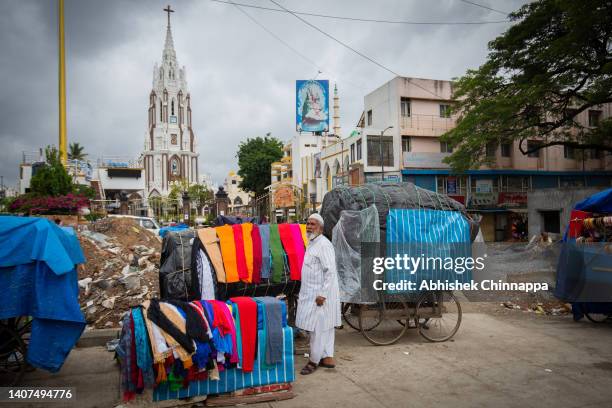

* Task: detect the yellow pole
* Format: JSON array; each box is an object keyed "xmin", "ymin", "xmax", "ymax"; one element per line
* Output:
[{"xmin": 58, "ymin": 0, "xmax": 67, "ymax": 164}]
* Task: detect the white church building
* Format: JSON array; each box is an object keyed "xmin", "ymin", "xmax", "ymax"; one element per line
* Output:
[{"xmin": 143, "ymin": 6, "xmax": 199, "ymax": 198}]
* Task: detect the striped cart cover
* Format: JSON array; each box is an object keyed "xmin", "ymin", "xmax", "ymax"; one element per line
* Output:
[
  {"xmin": 385, "ymin": 209, "xmax": 472, "ymax": 295},
  {"xmin": 153, "ymin": 326, "xmax": 294, "ymax": 401}
]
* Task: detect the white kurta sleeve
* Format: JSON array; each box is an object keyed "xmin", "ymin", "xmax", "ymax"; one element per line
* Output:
[{"xmin": 317, "ymin": 242, "xmax": 336, "ymax": 300}]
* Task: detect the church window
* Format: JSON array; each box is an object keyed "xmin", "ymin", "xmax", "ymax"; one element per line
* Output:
[
  {"xmin": 171, "ymin": 158, "xmax": 180, "ymax": 176},
  {"xmin": 159, "ymin": 99, "xmax": 163, "ymax": 122},
  {"xmin": 171, "ymin": 134, "xmax": 177, "ymax": 145},
  {"xmin": 171, "ymin": 100, "xmax": 175, "ymax": 115}
]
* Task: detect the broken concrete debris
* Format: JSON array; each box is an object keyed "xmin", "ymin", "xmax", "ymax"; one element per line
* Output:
[{"xmin": 77, "ymin": 217, "xmax": 161, "ymax": 329}]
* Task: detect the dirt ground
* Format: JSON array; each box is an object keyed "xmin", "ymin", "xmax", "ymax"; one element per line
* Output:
[{"xmin": 19, "ymin": 307, "xmax": 612, "ymax": 408}]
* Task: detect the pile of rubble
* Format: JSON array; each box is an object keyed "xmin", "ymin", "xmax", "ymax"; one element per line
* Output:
[{"xmin": 77, "ymin": 218, "xmax": 162, "ymax": 329}]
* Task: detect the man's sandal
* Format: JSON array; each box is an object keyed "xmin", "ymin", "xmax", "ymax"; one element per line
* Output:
[
  {"xmin": 319, "ymin": 359, "xmax": 336, "ymax": 368},
  {"xmin": 300, "ymin": 361, "xmax": 318, "ymax": 375}
]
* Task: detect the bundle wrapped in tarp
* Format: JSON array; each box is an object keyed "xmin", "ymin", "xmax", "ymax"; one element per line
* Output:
[
  {"xmin": 159, "ymin": 229, "xmax": 199, "ymax": 300},
  {"xmin": 0, "ymin": 217, "xmax": 85, "ymax": 372},
  {"xmin": 332, "ymin": 206, "xmax": 380, "ymax": 303},
  {"xmin": 321, "ymin": 182, "xmax": 479, "ymax": 247}
]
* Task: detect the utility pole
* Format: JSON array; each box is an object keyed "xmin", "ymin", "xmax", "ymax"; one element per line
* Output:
[
  {"xmin": 380, "ymin": 126, "xmax": 393, "ymax": 181},
  {"xmin": 58, "ymin": 0, "xmax": 67, "ymax": 164}
]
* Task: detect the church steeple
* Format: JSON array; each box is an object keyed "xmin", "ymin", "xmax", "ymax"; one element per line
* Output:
[
  {"xmin": 144, "ymin": 4, "xmax": 199, "ymax": 197},
  {"xmin": 162, "ymin": 5, "xmax": 176, "ymax": 62}
]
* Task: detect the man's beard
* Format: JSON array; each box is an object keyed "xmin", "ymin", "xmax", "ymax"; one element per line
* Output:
[{"xmin": 306, "ymin": 231, "xmax": 319, "ymax": 241}]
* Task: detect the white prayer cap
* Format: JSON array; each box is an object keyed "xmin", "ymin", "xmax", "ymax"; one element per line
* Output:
[{"xmin": 307, "ymin": 213, "xmax": 324, "ymax": 227}]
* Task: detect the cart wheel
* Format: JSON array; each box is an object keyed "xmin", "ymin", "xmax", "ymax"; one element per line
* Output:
[
  {"xmin": 359, "ymin": 301, "xmax": 409, "ymax": 346},
  {"xmin": 416, "ymin": 291, "xmax": 462, "ymax": 342},
  {"xmin": 0, "ymin": 324, "xmax": 27, "ymax": 386},
  {"xmin": 341, "ymin": 303, "xmax": 359, "ymax": 331},
  {"xmin": 584, "ymin": 313, "xmax": 610, "ymax": 323}
]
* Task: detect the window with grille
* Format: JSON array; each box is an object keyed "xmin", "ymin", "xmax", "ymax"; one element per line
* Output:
[{"xmin": 367, "ymin": 136, "xmax": 393, "ymax": 167}]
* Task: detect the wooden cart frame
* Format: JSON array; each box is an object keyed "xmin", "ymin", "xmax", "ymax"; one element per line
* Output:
[{"xmin": 342, "ymin": 291, "xmax": 462, "ymax": 345}]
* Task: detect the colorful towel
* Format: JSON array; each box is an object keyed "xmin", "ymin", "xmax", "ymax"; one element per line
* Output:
[
  {"xmin": 258, "ymin": 225, "xmax": 271, "ymax": 279},
  {"xmin": 251, "ymin": 224, "xmax": 263, "ymax": 283},
  {"xmin": 232, "ymin": 225, "xmax": 249, "ymax": 282},
  {"xmin": 278, "ymin": 224, "xmax": 299, "ymax": 281},
  {"xmin": 300, "ymin": 224, "xmax": 308, "ymax": 248},
  {"xmin": 197, "ymin": 228, "xmax": 226, "ymax": 283},
  {"xmin": 215, "ymin": 226, "xmax": 239, "ymax": 283},
  {"xmin": 268, "ymin": 224, "xmax": 285, "ymax": 283},
  {"xmin": 241, "ymin": 223, "xmax": 254, "ymax": 282},
  {"xmin": 289, "ymin": 224, "xmax": 305, "ymax": 280},
  {"xmin": 228, "ymin": 297, "xmax": 258, "ymax": 373}
]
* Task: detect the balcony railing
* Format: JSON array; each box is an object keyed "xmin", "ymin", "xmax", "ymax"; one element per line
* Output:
[{"xmin": 400, "ymin": 114, "xmax": 456, "ymax": 135}]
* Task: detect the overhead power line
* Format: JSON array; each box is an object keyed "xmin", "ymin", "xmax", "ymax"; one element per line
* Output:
[
  {"xmin": 267, "ymin": 0, "xmax": 443, "ymax": 98},
  {"xmin": 210, "ymin": 0, "xmax": 509, "ymax": 25},
  {"xmin": 227, "ymin": 0, "xmax": 369, "ymax": 91},
  {"xmin": 458, "ymin": 0, "xmax": 509, "ymax": 16}
]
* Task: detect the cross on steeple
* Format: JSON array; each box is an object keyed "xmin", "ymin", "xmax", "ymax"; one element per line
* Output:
[{"xmin": 163, "ymin": 5, "xmax": 174, "ymax": 27}]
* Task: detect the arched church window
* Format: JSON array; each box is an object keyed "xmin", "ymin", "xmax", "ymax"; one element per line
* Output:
[
  {"xmin": 171, "ymin": 100, "xmax": 175, "ymax": 116},
  {"xmin": 159, "ymin": 99, "xmax": 163, "ymax": 122},
  {"xmin": 234, "ymin": 196, "xmax": 243, "ymax": 205},
  {"xmin": 171, "ymin": 158, "xmax": 180, "ymax": 176}
]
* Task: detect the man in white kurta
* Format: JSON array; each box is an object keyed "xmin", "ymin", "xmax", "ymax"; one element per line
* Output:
[{"xmin": 296, "ymin": 214, "xmax": 341, "ymax": 375}]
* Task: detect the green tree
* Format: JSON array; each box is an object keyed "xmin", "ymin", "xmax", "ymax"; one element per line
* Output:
[
  {"xmin": 73, "ymin": 184, "xmax": 95, "ymax": 199},
  {"xmin": 68, "ymin": 142, "xmax": 87, "ymax": 161},
  {"xmin": 236, "ymin": 136, "xmax": 283, "ymax": 195},
  {"xmin": 188, "ymin": 183, "xmax": 214, "ymax": 213},
  {"xmin": 441, "ymin": 0, "xmax": 612, "ymax": 171},
  {"xmin": 29, "ymin": 146, "xmax": 73, "ymax": 196}
]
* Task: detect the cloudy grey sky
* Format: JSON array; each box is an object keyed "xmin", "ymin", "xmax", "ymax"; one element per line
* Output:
[{"xmin": 0, "ymin": 0, "xmax": 527, "ymax": 188}]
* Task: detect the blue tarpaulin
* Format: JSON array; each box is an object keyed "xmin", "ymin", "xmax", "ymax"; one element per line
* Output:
[
  {"xmin": 386, "ymin": 209, "xmax": 472, "ymax": 294},
  {"xmin": 159, "ymin": 223, "xmax": 189, "ymax": 237},
  {"xmin": 555, "ymin": 188, "xmax": 612, "ymax": 317},
  {"xmin": 573, "ymin": 187, "xmax": 612, "ymax": 213},
  {"xmin": 0, "ymin": 217, "xmax": 86, "ymax": 372}
]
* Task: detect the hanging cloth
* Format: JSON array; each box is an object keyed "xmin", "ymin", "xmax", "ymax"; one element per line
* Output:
[
  {"xmin": 197, "ymin": 228, "xmax": 226, "ymax": 283},
  {"xmin": 258, "ymin": 224, "xmax": 271, "ymax": 279},
  {"xmin": 289, "ymin": 224, "xmax": 306, "ymax": 280},
  {"xmin": 278, "ymin": 224, "xmax": 300, "ymax": 281},
  {"xmin": 131, "ymin": 307, "xmax": 155, "ymax": 388},
  {"xmin": 228, "ymin": 297, "xmax": 258, "ymax": 373},
  {"xmin": 141, "ymin": 301, "xmax": 172, "ymax": 364},
  {"xmin": 215, "ymin": 225, "xmax": 239, "ymax": 283},
  {"xmin": 231, "ymin": 224, "xmax": 249, "ymax": 282},
  {"xmin": 300, "ymin": 224, "xmax": 309, "ymax": 248},
  {"xmin": 241, "ymin": 223, "xmax": 254, "ymax": 282},
  {"xmin": 268, "ymin": 224, "xmax": 285, "ymax": 283},
  {"xmin": 251, "ymin": 224, "xmax": 263, "ymax": 283},
  {"xmin": 197, "ymin": 249, "xmax": 216, "ymax": 300},
  {"xmin": 254, "ymin": 297, "xmax": 284, "ymax": 366}
]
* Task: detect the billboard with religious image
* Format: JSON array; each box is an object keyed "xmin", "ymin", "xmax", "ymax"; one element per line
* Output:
[{"xmin": 296, "ymin": 80, "xmax": 329, "ymax": 132}]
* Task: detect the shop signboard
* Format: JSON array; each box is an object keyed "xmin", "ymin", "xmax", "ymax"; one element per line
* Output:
[
  {"xmin": 475, "ymin": 179, "xmax": 493, "ymax": 193},
  {"xmin": 498, "ymin": 192, "xmax": 528, "ymax": 207},
  {"xmin": 273, "ymin": 186, "xmax": 294, "ymax": 208}
]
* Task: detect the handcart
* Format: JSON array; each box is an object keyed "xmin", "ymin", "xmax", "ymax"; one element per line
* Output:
[
  {"xmin": 322, "ymin": 183, "xmax": 477, "ymax": 346},
  {"xmin": 0, "ymin": 317, "xmax": 32, "ymax": 386},
  {"xmin": 342, "ymin": 291, "xmax": 462, "ymax": 345}
]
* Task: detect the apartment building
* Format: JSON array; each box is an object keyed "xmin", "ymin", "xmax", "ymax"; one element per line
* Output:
[{"xmin": 360, "ymin": 76, "xmax": 612, "ymax": 240}]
